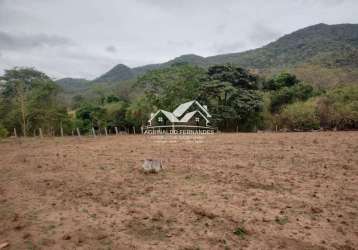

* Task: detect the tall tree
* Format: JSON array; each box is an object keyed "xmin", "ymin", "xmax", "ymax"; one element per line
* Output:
[
  {"xmin": 207, "ymin": 65, "xmax": 258, "ymax": 89},
  {"xmin": 136, "ymin": 64, "xmax": 206, "ymax": 111},
  {"xmin": 199, "ymin": 64, "xmax": 263, "ymax": 131},
  {"xmin": 0, "ymin": 68, "xmax": 70, "ymax": 136},
  {"xmin": 263, "ymin": 72, "xmax": 299, "ymax": 91}
]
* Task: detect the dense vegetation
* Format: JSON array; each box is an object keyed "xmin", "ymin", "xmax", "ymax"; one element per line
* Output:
[
  {"xmin": 0, "ymin": 68, "xmax": 73, "ymax": 137},
  {"xmin": 1, "ymin": 64, "xmax": 357, "ymax": 137}
]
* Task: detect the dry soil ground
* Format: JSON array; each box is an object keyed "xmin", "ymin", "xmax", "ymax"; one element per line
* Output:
[{"xmin": 0, "ymin": 132, "xmax": 357, "ymax": 250}]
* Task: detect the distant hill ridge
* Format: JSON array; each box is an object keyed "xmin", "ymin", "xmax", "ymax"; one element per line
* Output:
[
  {"xmin": 57, "ymin": 23, "xmax": 358, "ymax": 88},
  {"xmin": 93, "ymin": 64, "xmax": 134, "ymax": 82}
]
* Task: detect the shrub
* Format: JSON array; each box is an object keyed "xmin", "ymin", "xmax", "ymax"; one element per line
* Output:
[
  {"xmin": 279, "ymin": 100, "xmax": 320, "ymax": 131},
  {"xmin": 0, "ymin": 124, "xmax": 8, "ymax": 138},
  {"xmin": 316, "ymin": 85, "xmax": 358, "ymax": 129},
  {"xmin": 259, "ymin": 92, "xmax": 275, "ymax": 130},
  {"xmin": 270, "ymin": 83, "xmax": 316, "ymax": 112}
]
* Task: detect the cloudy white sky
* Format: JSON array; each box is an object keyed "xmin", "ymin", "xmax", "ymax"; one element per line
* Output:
[{"xmin": 0, "ymin": 0, "xmax": 357, "ymax": 79}]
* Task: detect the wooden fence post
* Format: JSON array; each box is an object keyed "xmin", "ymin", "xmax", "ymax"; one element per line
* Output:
[
  {"xmin": 76, "ymin": 128, "xmax": 81, "ymax": 137},
  {"xmin": 115, "ymin": 127, "xmax": 118, "ymax": 135},
  {"xmin": 60, "ymin": 126, "xmax": 64, "ymax": 137},
  {"xmin": 14, "ymin": 128, "xmax": 17, "ymax": 138},
  {"xmin": 92, "ymin": 127, "xmax": 96, "ymax": 138},
  {"xmin": 133, "ymin": 126, "xmax": 136, "ymax": 134},
  {"xmin": 104, "ymin": 127, "xmax": 108, "ymax": 136},
  {"xmin": 39, "ymin": 128, "xmax": 43, "ymax": 138}
]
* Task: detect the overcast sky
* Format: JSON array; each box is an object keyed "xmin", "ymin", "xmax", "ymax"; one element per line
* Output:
[{"xmin": 0, "ymin": 0, "xmax": 357, "ymax": 79}]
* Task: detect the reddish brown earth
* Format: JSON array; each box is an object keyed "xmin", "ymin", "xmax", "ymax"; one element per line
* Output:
[{"xmin": 0, "ymin": 132, "xmax": 357, "ymax": 250}]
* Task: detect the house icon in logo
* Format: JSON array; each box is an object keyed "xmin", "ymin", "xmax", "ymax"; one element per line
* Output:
[{"xmin": 146, "ymin": 100, "xmax": 214, "ymax": 132}]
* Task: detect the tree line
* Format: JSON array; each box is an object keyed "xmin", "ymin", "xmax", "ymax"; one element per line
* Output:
[{"xmin": 0, "ymin": 64, "xmax": 357, "ymax": 138}]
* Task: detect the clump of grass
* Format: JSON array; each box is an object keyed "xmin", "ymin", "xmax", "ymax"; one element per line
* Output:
[
  {"xmin": 233, "ymin": 227, "xmax": 247, "ymax": 239},
  {"xmin": 275, "ymin": 216, "xmax": 289, "ymax": 225}
]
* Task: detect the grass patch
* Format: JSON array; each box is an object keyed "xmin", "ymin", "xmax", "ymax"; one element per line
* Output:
[
  {"xmin": 233, "ymin": 227, "xmax": 247, "ymax": 239},
  {"xmin": 275, "ymin": 216, "xmax": 289, "ymax": 225}
]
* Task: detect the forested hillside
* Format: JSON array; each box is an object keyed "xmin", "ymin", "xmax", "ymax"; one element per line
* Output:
[
  {"xmin": 56, "ymin": 23, "xmax": 358, "ymax": 96},
  {"xmin": 94, "ymin": 64, "xmax": 134, "ymax": 83},
  {"xmin": 207, "ymin": 23, "xmax": 358, "ymax": 67}
]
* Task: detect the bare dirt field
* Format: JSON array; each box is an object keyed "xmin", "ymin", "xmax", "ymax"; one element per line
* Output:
[{"xmin": 0, "ymin": 132, "xmax": 357, "ymax": 250}]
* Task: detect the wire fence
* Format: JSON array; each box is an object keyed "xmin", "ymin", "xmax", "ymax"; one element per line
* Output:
[{"xmin": 11, "ymin": 126, "xmax": 141, "ymax": 138}]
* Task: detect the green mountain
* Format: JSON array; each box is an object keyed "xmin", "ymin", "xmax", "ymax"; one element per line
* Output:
[
  {"xmin": 93, "ymin": 64, "xmax": 134, "ymax": 82},
  {"xmin": 56, "ymin": 23, "xmax": 358, "ymax": 93},
  {"xmin": 131, "ymin": 54, "xmax": 207, "ymax": 76},
  {"xmin": 206, "ymin": 23, "xmax": 358, "ymax": 68},
  {"xmin": 56, "ymin": 78, "xmax": 90, "ymax": 92},
  {"xmin": 205, "ymin": 23, "xmax": 358, "ymax": 87}
]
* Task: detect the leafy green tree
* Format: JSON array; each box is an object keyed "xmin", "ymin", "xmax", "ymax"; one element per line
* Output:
[
  {"xmin": 76, "ymin": 103, "xmax": 106, "ymax": 132},
  {"xmin": 207, "ymin": 64, "xmax": 259, "ymax": 89},
  {"xmin": 72, "ymin": 95, "xmax": 85, "ymax": 109},
  {"xmin": 26, "ymin": 81, "xmax": 66, "ymax": 132},
  {"xmin": 91, "ymin": 85, "xmax": 108, "ymax": 105},
  {"xmin": 264, "ymin": 72, "xmax": 299, "ymax": 90},
  {"xmin": 229, "ymin": 89, "xmax": 263, "ymax": 131},
  {"xmin": 0, "ymin": 124, "xmax": 8, "ymax": 138},
  {"xmin": 126, "ymin": 96, "xmax": 155, "ymax": 128},
  {"xmin": 0, "ymin": 68, "xmax": 70, "ymax": 136},
  {"xmin": 198, "ymin": 81, "xmax": 237, "ymax": 129},
  {"xmin": 259, "ymin": 93, "xmax": 275, "ymax": 130},
  {"xmin": 104, "ymin": 101, "xmax": 130, "ymax": 130},
  {"xmin": 105, "ymin": 95, "xmax": 121, "ymax": 103},
  {"xmin": 270, "ymin": 83, "xmax": 316, "ymax": 112},
  {"xmin": 0, "ymin": 68, "xmax": 50, "ymax": 136},
  {"xmin": 136, "ymin": 64, "xmax": 206, "ymax": 111},
  {"xmin": 199, "ymin": 64, "xmax": 263, "ymax": 131}
]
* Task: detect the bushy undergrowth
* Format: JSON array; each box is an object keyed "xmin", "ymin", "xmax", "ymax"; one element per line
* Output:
[
  {"xmin": 279, "ymin": 100, "xmax": 320, "ymax": 131},
  {"xmin": 0, "ymin": 124, "xmax": 8, "ymax": 138},
  {"xmin": 1, "ymin": 67, "xmax": 357, "ymax": 134},
  {"xmin": 277, "ymin": 85, "xmax": 358, "ymax": 131}
]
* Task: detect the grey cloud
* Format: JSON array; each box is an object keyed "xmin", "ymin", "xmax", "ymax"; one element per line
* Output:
[
  {"xmin": 167, "ymin": 40, "xmax": 194, "ymax": 48},
  {"xmin": 0, "ymin": 0, "xmax": 357, "ymax": 78},
  {"xmin": 215, "ymin": 24, "xmax": 227, "ymax": 35},
  {"xmin": 106, "ymin": 45, "xmax": 117, "ymax": 53},
  {"xmin": 135, "ymin": 0, "xmax": 189, "ymax": 10},
  {"xmin": 213, "ymin": 41, "xmax": 247, "ymax": 54},
  {"xmin": 248, "ymin": 24, "xmax": 281, "ymax": 45},
  {"xmin": 0, "ymin": 31, "xmax": 73, "ymax": 51},
  {"xmin": 314, "ymin": 0, "xmax": 346, "ymax": 5}
]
